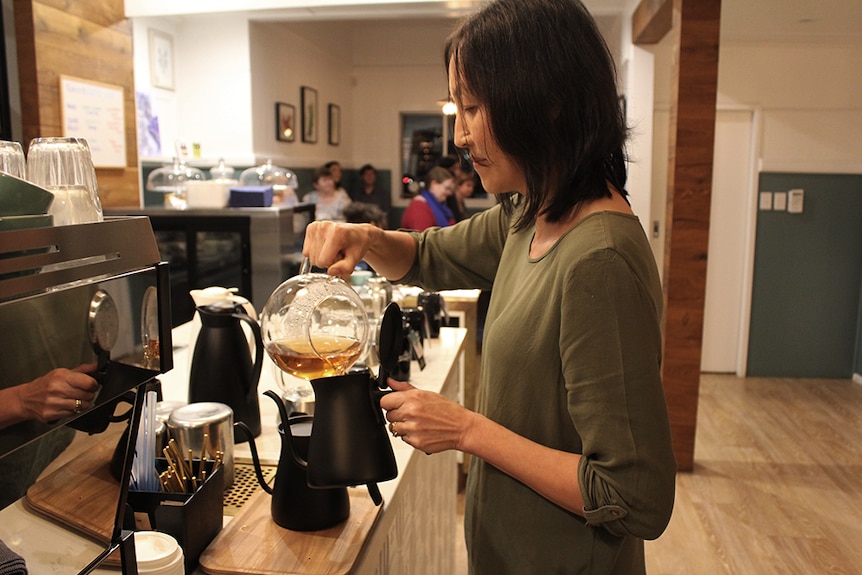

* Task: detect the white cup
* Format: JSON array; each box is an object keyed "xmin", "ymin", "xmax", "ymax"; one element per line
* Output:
[{"xmin": 134, "ymin": 531, "xmax": 185, "ymax": 575}]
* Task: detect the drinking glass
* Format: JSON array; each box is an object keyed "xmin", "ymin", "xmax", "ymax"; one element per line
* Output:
[
  {"xmin": 0, "ymin": 140, "xmax": 26, "ymax": 179},
  {"xmin": 27, "ymin": 137, "xmax": 103, "ymax": 225}
]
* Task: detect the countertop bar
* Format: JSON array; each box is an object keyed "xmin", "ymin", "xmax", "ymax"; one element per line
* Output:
[
  {"xmin": 105, "ymin": 204, "xmax": 314, "ymax": 218},
  {"xmin": 0, "ymin": 323, "xmax": 466, "ymax": 574}
]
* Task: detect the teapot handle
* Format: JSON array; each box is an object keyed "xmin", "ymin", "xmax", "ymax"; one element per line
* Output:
[
  {"xmin": 234, "ymin": 310, "xmax": 264, "ymax": 398},
  {"xmin": 369, "ymin": 384, "xmax": 393, "ymax": 426},
  {"xmin": 233, "ymin": 421, "xmax": 273, "ymax": 495}
]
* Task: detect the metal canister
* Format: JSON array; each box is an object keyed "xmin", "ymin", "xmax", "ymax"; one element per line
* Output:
[{"xmin": 167, "ymin": 402, "xmax": 234, "ymax": 487}]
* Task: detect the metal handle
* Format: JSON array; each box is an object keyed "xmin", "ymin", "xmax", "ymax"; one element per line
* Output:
[{"xmin": 300, "ymin": 256, "xmax": 311, "ymax": 275}]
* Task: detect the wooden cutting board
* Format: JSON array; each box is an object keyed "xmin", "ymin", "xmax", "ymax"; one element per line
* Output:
[
  {"xmin": 199, "ymin": 487, "xmax": 381, "ymax": 575},
  {"xmin": 24, "ymin": 426, "xmax": 123, "ymax": 544}
]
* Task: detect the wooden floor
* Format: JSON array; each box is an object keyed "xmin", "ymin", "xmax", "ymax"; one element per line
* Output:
[
  {"xmin": 455, "ymin": 374, "xmax": 862, "ymax": 574},
  {"xmin": 646, "ymin": 374, "xmax": 862, "ymax": 574}
]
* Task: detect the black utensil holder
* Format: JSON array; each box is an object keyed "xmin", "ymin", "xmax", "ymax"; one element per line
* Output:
[{"xmin": 126, "ymin": 459, "xmax": 224, "ymax": 572}]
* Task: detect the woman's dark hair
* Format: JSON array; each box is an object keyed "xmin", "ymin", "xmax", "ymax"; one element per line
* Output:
[
  {"xmin": 424, "ymin": 166, "xmax": 455, "ymax": 186},
  {"xmin": 312, "ymin": 165, "xmax": 333, "ymax": 184},
  {"xmin": 445, "ymin": 0, "xmax": 628, "ymax": 230}
]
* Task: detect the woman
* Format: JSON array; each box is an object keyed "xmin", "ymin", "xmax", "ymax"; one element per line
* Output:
[
  {"xmin": 400, "ymin": 166, "xmax": 456, "ymax": 230},
  {"xmin": 303, "ymin": 0, "xmax": 676, "ymax": 573},
  {"xmin": 324, "ymin": 160, "xmax": 348, "ymax": 196},
  {"xmin": 304, "ymin": 165, "xmax": 351, "ymax": 221}
]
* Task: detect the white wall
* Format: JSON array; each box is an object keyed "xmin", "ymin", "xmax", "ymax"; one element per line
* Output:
[
  {"xmin": 621, "ymin": 44, "xmax": 656, "ymax": 241},
  {"xmin": 645, "ymin": 36, "xmax": 862, "ymax": 276},
  {"xmin": 349, "ymin": 19, "xmax": 455, "ymax": 199},
  {"xmin": 717, "ymin": 42, "xmax": 862, "ymax": 174},
  {"xmin": 134, "ymin": 14, "xmax": 454, "ymax": 202},
  {"xmin": 249, "ymin": 20, "xmax": 355, "ymax": 175},
  {"xmin": 133, "ymin": 15, "xmax": 254, "ymax": 165}
]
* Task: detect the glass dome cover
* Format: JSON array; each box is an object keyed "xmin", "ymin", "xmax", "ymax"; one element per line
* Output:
[
  {"xmin": 239, "ymin": 158, "xmax": 298, "ymax": 191},
  {"xmin": 146, "ymin": 157, "xmax": 205, "ymax": 192},
  {"xmin": 209, "ymin": 157, "xmax": 236, "ymax": 182}
]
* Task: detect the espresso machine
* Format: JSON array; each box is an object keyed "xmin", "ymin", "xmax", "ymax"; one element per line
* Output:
[{"xmin": 0, "ymin": 217, "xmax": 173, "ymax": 574}]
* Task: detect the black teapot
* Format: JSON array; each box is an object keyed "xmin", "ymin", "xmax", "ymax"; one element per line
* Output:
[
  {"xmin": 236, "ymin": 391, "xmax": 350, "ymax": 531},
  {"xmin": 189, "ymin": 301, "xmax": 263, "ymax": 438},
  {"xmin": 261, "ymin": 266, "xmax": 404, "ymax": 504}
]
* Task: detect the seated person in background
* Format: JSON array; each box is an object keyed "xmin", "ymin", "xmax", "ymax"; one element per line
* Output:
[
  {"xmin": 350, "ymin": 164, "xmax": 391, "ymax": 228},
  {"xmin": 400, "ymin": 166, "xmax": 456, "ymax": 230},
  {"xmin": 324, "ymin": 161, "xmax": 348, "ymax": 196},
  {"xmin": 343, "ymin": 201, "xmax": 387, "ymax": 228},
  {"xmin": 447, "ymin": 172, "xmax": 475, "ymax": 222},
  {"xmin": 343, "ymin": 202, "xmax": 388, "ymax": 272},
  {"xmin": 305, "ymin": 165, "xmax": 352, "ymax": 221},
  {"xmin": 437, "ymin": 154, "xmax": 467, "ymax": 182}
]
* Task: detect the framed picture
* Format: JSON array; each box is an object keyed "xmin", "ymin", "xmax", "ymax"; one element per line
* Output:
[
  {"xmin": 148, "ymin": 29, "xmax": 175, "ymax": 90},
  {"xmin": 301, "ymin": 86, "xmax": 318, "ymax": 143},
  {"xmin": 275, "ymin": 102, "xmax": 296, "ymax": 142},
  {"xmin": 328, "ymin": 104, "xmax": 340, "ymax": 146}
]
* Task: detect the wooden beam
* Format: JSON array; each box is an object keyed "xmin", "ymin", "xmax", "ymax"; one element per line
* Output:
[
  {"xmin": 661, "ymin": 0, "xmax": 722, "ymax": 471},
  {"xmin": 632, "ymin": 0, "xmax": 673, "ymax": 44}
]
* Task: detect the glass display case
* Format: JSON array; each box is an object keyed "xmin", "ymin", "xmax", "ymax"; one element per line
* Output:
[{"xmin": 107, "ymin": 204, "xmax": 314, "ymax": 327}]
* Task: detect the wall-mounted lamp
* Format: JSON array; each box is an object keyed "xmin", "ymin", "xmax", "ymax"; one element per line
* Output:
[{"xmin": 437, "ymin": 98, "xmax": 457, "ymax": 115}]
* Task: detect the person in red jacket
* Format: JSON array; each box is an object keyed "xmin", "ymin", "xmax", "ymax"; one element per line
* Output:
[{"xmin": 400, "ymin": 166, "xmax": 456, "ymax": 230}]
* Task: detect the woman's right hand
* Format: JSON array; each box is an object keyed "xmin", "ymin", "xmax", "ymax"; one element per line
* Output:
[
  {"xmin": 303, "ymin": 221, "xmax": 378, "ymax": 279},
  {"xmin": 303, "ymin": 221, "xmax": 416, "ymax": 281}
]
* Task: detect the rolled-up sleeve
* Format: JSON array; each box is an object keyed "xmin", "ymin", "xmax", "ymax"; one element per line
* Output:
[{"xmin": 563, "ymin": 248, "xmax": 677, "ymax": 540}]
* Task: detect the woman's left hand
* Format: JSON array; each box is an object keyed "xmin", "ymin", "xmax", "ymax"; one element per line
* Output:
[{"xmin": 380, "ymin": 378, "xmax": 472, "ymax": 454}]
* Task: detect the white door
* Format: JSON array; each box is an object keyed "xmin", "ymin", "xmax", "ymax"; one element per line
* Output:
[{"xmin": 700, "ymin": 109, "xmax": 755, "ymax": 373}]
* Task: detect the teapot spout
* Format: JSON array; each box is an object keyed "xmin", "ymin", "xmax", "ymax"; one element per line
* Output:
[{"xmin": 233, "ymin": 421, "xmax": 273, "ymax": 494}]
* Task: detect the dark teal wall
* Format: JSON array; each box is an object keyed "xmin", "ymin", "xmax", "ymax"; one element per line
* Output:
[{"xmin": 747, "ymin": 173, "xmax": 862, "ymax": 378}]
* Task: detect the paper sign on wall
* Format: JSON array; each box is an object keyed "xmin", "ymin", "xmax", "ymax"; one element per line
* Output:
[{"xmin": 59, "ymin": 76, "xmax": 127, "ymax": 168}]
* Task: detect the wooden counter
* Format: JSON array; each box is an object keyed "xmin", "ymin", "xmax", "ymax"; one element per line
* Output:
[
  {"xmin": 0, "ymin": 324, "xmax": 466, "ymax": 575},
  {"xmin": 402, "ymin": 289, "xmax": 483, "ymax": 476}
]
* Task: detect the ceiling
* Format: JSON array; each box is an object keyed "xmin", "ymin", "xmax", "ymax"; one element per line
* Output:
[
  {"xmin": 717, "ymin": 0, "xmax": 862, "ymax": 45},
  {"xmin": 127, "ymin": 0, "xmax": 862, "ymax": 45}
]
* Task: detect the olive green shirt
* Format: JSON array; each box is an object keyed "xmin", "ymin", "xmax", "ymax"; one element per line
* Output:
[{"xmin": 400, "ymin": 205, "xmax": 676, "ymax": 574}]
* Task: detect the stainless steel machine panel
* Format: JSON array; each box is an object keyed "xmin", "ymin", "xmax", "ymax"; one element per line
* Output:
[{"xmin": 0, "ymin": 216, "xmax": 173, "ymax": 574}]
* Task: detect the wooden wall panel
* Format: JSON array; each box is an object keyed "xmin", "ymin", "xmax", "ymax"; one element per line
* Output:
[{"xmin": 13, "ymin": 0, "xmax": 140, "ymax": 208}]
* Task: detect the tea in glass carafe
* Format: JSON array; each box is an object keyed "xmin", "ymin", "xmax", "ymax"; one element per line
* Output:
[
  {"xmin": 261, "ymin": 267, "xmax": 399, "ymax": 505},
  {"xmin": 260, "ymin": 259, "xmax": 369, "ymax": 382}
]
